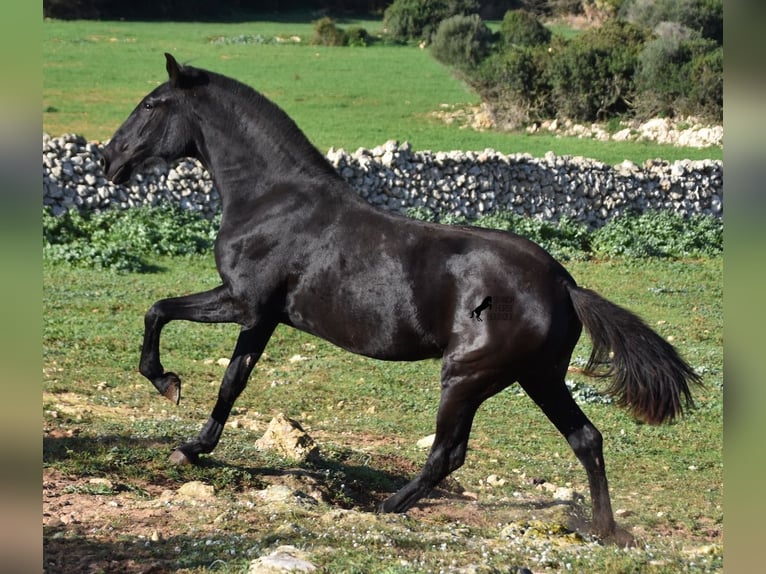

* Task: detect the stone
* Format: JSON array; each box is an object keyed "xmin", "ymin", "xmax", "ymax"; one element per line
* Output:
[
  {"xmin": 177, "ymin": 481, "xmax": 215, "ymax": 499},
  {"xmin": 552, "ymin": 486, "xmax": 575, "ymax": 501},
  {"xmin": 248, "ymin": 545, "xmax": 316, "ymax": 573},
  {"xmin": 417, "ymin": 434, "xmax": 435, "ymax": 449},
  {"xmin": 255, "ymin": 413, "xmax": 320, "ymax": 462},
  {"xmin": 486, "ymin": 474, "xmax": 507, "ymax": 487},
  {"xmin": 42, "ymin": 133, "xmax": 722, "ymax": 232}
]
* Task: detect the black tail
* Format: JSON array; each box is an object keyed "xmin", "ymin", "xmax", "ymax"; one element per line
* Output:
[{"xmin": 567, "ymin": 285, "xmax": 700, "ymax": 424}]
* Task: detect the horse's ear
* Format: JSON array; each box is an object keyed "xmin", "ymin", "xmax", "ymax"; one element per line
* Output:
[
  {"xmin": 165, "ymin": 53, "xmax": 182, "ymax": 88},
  {"xmin": 164, "ymin": 53, "xmax": 208, "ymax": 89}
]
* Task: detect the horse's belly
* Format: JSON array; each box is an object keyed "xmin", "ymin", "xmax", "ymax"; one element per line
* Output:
[{"xmin": 284, "ymin": 286, "xmax": 442, "ymax": 361}]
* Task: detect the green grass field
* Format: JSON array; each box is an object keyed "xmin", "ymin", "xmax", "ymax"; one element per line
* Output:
[
  {"xmin": 43, "ymin": 254, "xmax": 722, "ymax": 573},
  {"xmin": 43, "ymin": 18, "xmax": 722, "ymax": 164}
]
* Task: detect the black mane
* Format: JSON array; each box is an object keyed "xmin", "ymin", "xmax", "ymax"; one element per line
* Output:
[{"xmin": 197, "ymin": 66, "xmax": 339, "ymax": 179}]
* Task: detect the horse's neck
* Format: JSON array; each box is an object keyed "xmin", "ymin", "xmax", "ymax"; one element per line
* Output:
[{"xmin": 196, "ymin": 93, "xmax": 339, "ymax": 202}]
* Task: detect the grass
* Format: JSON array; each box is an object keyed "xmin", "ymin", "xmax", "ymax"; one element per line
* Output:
[
  {"xmin": 43, "ymin": 254, "xmax": 722, "ymax": 572},
  {"xmin": 43, "ymin": 18, "xmax": 722, "ymax": 164}
]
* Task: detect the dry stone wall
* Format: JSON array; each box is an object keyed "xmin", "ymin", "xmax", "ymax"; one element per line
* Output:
[{"xmin": 43, "ymin": 134, "xmax": 723, "ymax": 228}]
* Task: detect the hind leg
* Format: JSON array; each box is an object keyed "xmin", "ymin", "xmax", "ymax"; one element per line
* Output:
[
  {"xmin": 379, "ymin": 383, "xmax": 479, "ymax": 513},
  {"xmin": 170, "ymin": 321, "xmax": 276, "ymax": 464},
  {"xmin": 520, "ymin": 375, "xmax": 616, "ymax": 537},
  {"xmin": 380, "ymin": 360, "xmax": 507, "ymax": 513}
]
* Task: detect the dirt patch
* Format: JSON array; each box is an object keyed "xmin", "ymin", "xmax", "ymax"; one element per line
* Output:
[
  {"xmin": 42, "ymin": 393, "xmax": 721, "ymax": 572},
  {"xmin": 43, "ymin": 459, "xmax": 596, "ymax": 574}
]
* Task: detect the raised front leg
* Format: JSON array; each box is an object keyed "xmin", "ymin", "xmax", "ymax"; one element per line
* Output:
[
  {"xmin": 139, "ymin": 286, "xmax": 245, "ymax": 403},
  {"xmin": 171, "ymin": 321, "xmax": 277, "ymax": 464}
]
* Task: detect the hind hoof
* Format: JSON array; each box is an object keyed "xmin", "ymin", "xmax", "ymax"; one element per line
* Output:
[{"xmin": 169, "ymin": 449, "xmax": 193, "ymax": 465}]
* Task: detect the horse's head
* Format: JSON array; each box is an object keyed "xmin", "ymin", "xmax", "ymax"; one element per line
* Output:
[{"xmin": 102, "ymin": 53, "xmax": 208, "ymax": 184}]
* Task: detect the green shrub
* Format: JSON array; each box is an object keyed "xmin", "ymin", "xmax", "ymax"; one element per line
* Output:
[
  {"xmin": 619, "ymin": 0, "xmax": 723, "ymax": 44},
  {"xmin": 499, "ymin": 10, "xmax": 551, "ymax": 47},
  {"xmin": 46, "ymin": 205, "xmax": 721, "ymax": 272},
  {"xmin": 430, "ymin": 14, "xmax": 495, "ymax": 70},
  {"xmin": 685, "ymin": 42, "xmax": 722, "ymax": 120},
  {"xmin": 346, "ymin": 26, "xmax": 371, "ymax": 47},
  {"xmin": 475, "ymin": 44, "xmax": 553, "ymax": 122},
  {"xmin": 311, "ymin": 17, "xmax": 348, "ymax": 47},
  {"xmin": 546, "ymin": 20, "xmax": 646, "ymax": 121},
  {"xmin": 592, "ymin": 210, "xmax": 723, "ymax": 258},
  {"xmin": 473, "ymin": 212, "xmax": 592, "ymax": 261},
  {"xmin": 405, "ymin": 208, "xmax": 722, "ymax": 261},
  {"xmin": 383, "ymin": 0, "xmax": 480, "ymax": 42},
  {"xmin": 43, "ymin": 205, "xmax": 219, "ymax": 272},
  {"xmin": 636, "ymin": 34, "xmax": 722, "ymax": 120}
]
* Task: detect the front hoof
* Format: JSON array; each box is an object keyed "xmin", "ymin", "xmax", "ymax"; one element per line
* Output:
[
  {"xmin": 377, "ymin": 496, "xmax": 405, "ymax": 514},
  {"xmin": 160, "ymin": 372, "xmax": 181, "ymax": 405},
  {"xmin": 169, "ymin": 448, "xmax": 196, "ymax": 465},
  {"xmin": 600, "ymin": 525, "xmax": 636, "ymax": 547}
]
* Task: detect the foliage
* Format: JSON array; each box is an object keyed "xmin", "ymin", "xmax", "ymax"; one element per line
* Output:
[
  {"xmin": 619, "ymin": 0, "xmax": 723, "ymax": 44},
  {"xmin": 430, "ymin": 13, "xmax": 495, "ymax": 70},
  {"xmin": 209, "ymin": 33, "xmax": 271, "ymax": 46},
  {"xmin": 546, "ymin": 20, "xmax": 646, "ymax": 122},
  {"xmin": 472, "ymin": 211, "xmax": 593, "ymax": 261},
  {"xmin": 592, "ymin": 210, "xmax": 723, "ymax": 258},
  {"xmin": 406, "ymin": 207, "xmax": 722, "ymax": 261},
  {"xmin": 346, "ymin": 26, "xmax": 372, "ymax": 47},
  {"xmin": 466, "ymin": 0, "xmax": 722, "ymax": 125},
  {"xmin": 635, "ymin": 34, "xmax": 722, "ymax": 120},
  {"xmin": 44, "ymin": 0, "xmax": 393, "ymax": 20},
  {"xmin": 499, "ymin": 9, "xmax": 551, "ymax": 47},
  {"xmin": 43, "ymin": 205, "xmax": 219, "ymax": 272},
  {"xmin": 45, "ymin": 203, "xmax": 722, "ymax": 274},
  {"xmin": 474, "ymin": 44, "xmax": 552, "ymax": 124},
  {"xmin": 382, "ymin": 0, "xmax": 480, "ymax": 42},
  {"xmin": 311, "ymin": 17, "xmax": 348, "ymax": 47},
  {"xmin": 515, "ymin": 0, "xmax": 556, "ymax": 16}
]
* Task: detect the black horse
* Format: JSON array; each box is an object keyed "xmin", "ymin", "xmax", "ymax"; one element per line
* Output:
[{"xmin": 102, "ymin": 54, "xmax": 699, "ymax": 539}]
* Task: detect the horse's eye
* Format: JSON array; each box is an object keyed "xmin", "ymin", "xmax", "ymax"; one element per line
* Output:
[{"xmin": 143, "ymin": 102, "xmax": 154, "ymax": 110}]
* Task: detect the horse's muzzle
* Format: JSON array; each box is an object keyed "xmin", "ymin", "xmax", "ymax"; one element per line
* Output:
[{"xmin": 101, "ymin": 144, "xmax": 132, "ymax": 184}]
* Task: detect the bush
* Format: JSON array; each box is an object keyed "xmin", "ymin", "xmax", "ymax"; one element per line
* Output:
[
  {"xmin": 474, "ymin": 45, "xmax": 553, "ymax": 124},
  {"xmin": 405, "ymin": 208, "xmax": 722, "ymax": 261},
  {"xmin": 473, "ymin": 212, "xmax": 592, "ymax": 261},
  {"xmin": 47, "ymin": 204, "xmax": 722, "ymax": 272},
  {"xmin": 430, "ymin": 14, "xmax": 495, "ymax": 70},
  {"xmin": 546, "ymin": 20, "xmax": 646, "ymax": 121},
  {"xmin": 592, "ymin": 210, "xmax": 723, "ymax": 258},
  {"xmin": 43, "ymin": 205, "xmax": 219, "ymax": 272},
  {"xmin": 462, "ymin": 1, "xmax": 722, "ymax": 124},
  {"xmin": 636, "ymin": 34, "xmax": 722, "ymax": 120},
  {"xmin": 346, "ymin": 26, "xmax": 371, "ymax": 47},
  {"xmin": 499, "ymin": 10, "xmax": 551, "ymax": 47},
  {"xmin": 685, "ymin": 42, "xmax": 723, "ymax": 120},
  {"xmin": 619, "ymin": 0, "xmax": 723, "ymax": 44},
  {"xmin": 311, "ymin": 17, "xmax": 348, "ymax": 47},
  {"xmin": 383, "ymin": 0, "xmax": 480, "ymax": 42}
]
